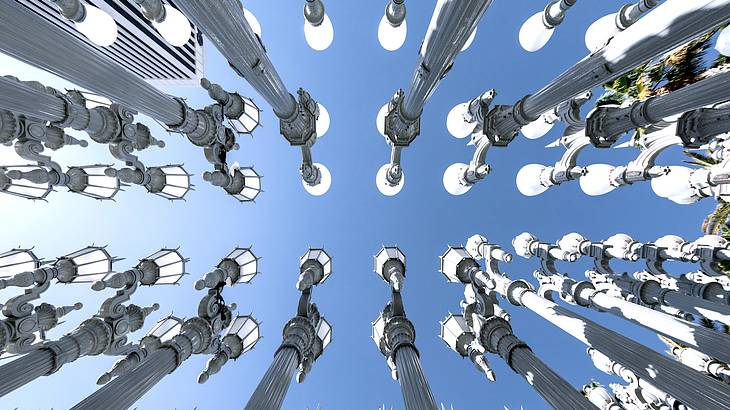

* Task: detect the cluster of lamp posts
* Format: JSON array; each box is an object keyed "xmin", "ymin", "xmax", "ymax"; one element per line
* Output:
[{"xmin": 2, "ymin": 234, "xmax": 729, "ymax": 409}]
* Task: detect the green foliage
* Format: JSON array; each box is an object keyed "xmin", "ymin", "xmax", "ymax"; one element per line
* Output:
[{"xmin": 595, "ymin": 91, "xmax": 625, "ymax": 107}]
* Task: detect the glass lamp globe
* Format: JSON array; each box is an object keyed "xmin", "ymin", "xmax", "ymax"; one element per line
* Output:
[
  {"xmin": 651, "ymin": 166, "xmax": 693, "ymax": 198},
  {"xmin": 516, "ymin": 164, "xmax": 549, "ymax": 196},
  {"xmin": 521, "ymin": 116, "xmax": 554, "ymax": 139},
  {"xmin": 244, "ymin": 8, "xmax": 262, "ymax": 37},
  {"xmin": 304, "ymin": 14, "xmax": 334, "ymax": 51},
  {"xmin": 668, "ymin": 193, "xmax": 701, "ymax": 205},
  {"xmin": 585, "ymin": 14, "xmax": 618, "ymax": 52},
  {"xmin": 519, "ymin": 12, "xmax": 554, "ymax": 52},
  {"xmin": 378, "ymin": 15, "xmax": 407, "ymax": 51},
  {"xmin": 148, "ymin": 165, "xmax": 191, "ymax": 200},
  {"xmin": 139, "ymin": 248, "xmax": 186, "ymax": 285},
  {"xmin": 303, "ymin": 163, "xmax": 331, "ymax": 196},
  {"xmin": 461, "ymin": 27, "xmax": 477, "ymax": 51},
  {"xmin": 716, "ymin": 25, "xmax": 730, "ymax": 57},
  {"xmin": 579, "ymin": 164, "xmax": 616, "ymax": 196},
  {"xmin": 224, "ymin": 315, "xmax": 261, "ymax": 356},
  {"xmin": 440, "ymin": 314, "xmax": 471, "ymax": 353},
  {"xmin": 223, "ymin": 247, "xmax": 259, "ymax": 285},
  {"xmin": 443, "ymin": 163, "xmax": 472, "ymax": 196},
  {"xmin": 146, "ymin": 316, "xmax": 183, "ymax": 342},
  {"xmin": 66, "ymin": 165, "xmax": 121, "ymax": 200},
  {"xmin": 316, "ymin": 103, "xmax": 330, "ymax": 137},
  {"xmin": 0, "ymin": 248, "xmax": 40, "ymax": 279},
  {"xmin": 376, "ymin": 103, "xmax": 389, "ymax": 137},
  {"xmin": 75, "ymin": 5, "xmax": 118, "ymax": 47},
  {"xmin": 316, "ymin": 317, "xmax": 333, "ymax": 351},
  {"xmin": 56, "ymin": 246, "xmax": 115, "ymax": 284},
  {"xmin": 153, "ymin": 5, "xmax": 191, "ymax": 47},
  {"xmin": 446, "ymin": 102, "xmax": 475, "ymax": 139},
  {"xmin": 376, "ymin": 164, "xmax": 404, "ymax": 196}
]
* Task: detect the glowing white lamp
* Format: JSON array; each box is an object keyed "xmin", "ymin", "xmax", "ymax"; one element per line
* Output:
[
  {"xmin": 303, "ymin": 163, "xmax": 331, "ymax": 196},
  {"xmin": 579, "ymin": 164, "xmax": 616, "ymax": 196},
  {"xmin": 378, "ymin": 15, "xmax": 407, "ymax": 51},
  {"xmin": 584, "ymin": 14, "xmax": 618, "ymax": 52},
  {"xmin": 446, "ymin": 102, "xmax": 475, "ymax": 139},
  {"xmin": 316, "ymin": 103, "xmax": 330, "ymax": 137},
  {"xmin": 75, "ymin": 5, "xmax": 118, "ymax": 47},
  {"xmin": 376, "ymin": 164, "xmax": 404, "ymax": 196},
  {"xmin": 519, "ymin": 12, "xmax": 553, "ymax": 52},
  {"xmin": 516, "ymin": 164, "xmax": 549, "ymax": 196},
  {"xmin": 304, "ymin": 14, "xmax": 334, "ymax": 51},
  {"xmin": 443, "ymin": 163, "xmax": 472, "ymax": 196},
  {"xmin": 152, "ymin": 5, "xmax": 191, "ymax": 47}
]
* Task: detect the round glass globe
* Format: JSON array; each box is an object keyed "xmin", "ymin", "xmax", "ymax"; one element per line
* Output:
[
  {"xmin": 443, "ymin": 163, "xmax": 472, "ymax": 196},
  {"xmin": 376, "ymin": 103, "xmax": 389, "ymax": 137},
  {"xmin": 579, "ymin": 164, "xmax": 616, "ymax": 196},
  {"xmin": 303, "ymin": 163, "xmax": 331, "ymax": 196},
  {"xmin": 584, "ymin": 13, "xmax": 617, "ymax": 52},
  {"xmin": 304, "ymin": 14, "xmax": 334, "ymax": 51},
  {"xmin": 716, "ymin": 26, "xmax": 730, "ymax": 57},
  {"xmin": 650, "ymin": 166, "xmax": 693, "ymax": 198},
  {"xmin": 446, "ymin": 102, "xmax": 474, "ymax": 139},
  {"xmin": 244, "ymin": 8, "xmax": 262, "ymax": 37},
  {"xmin": 76, "ymin": 6, "xmax": 118, "ymax": 47},
  {"xmin": 669, "ymin": 193, "xmax": 701, "ymax": 205},
  {"xmin": 316, "ymin": 103, "xmax": 330, "ymax": 137},
  {"xmin": 378, "ymin": 15, "xmax": 407, "ymax": 51},
  {"xmin": 461, "ymin": 27, "xmax": 477, "ymax": 52},
  {"xmin": 519, "ymin": 12, "xmax": 554, "ymax": 52},
  {"xmin": 521, "ymin": 116, "xmax": 554, "ymax": 140},
  {"xmin": 153, "ymin": 5, "xmax": 191, "ymax": 47},
  {"xmin": 376, "ymin": 164, "xmax": 404, "ymax": 196},
  {"xmin": 516, "ymin": 164, "xmax": 549, "ymax": 196}
]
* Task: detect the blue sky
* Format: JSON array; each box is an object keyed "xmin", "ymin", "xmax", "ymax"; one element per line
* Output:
[{"xmin": 0, "ymin": 0, "xmax": 719, "ymax": 409}]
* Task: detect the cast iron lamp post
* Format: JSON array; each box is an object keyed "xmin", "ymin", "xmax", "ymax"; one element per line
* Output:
[
  {"xmin": 51, "ymin": 0, "xmax": 118, "ymax": 47},
  {"xmin": 244, "ymin": 249, "xmax": 332, "ymax": 410},
  {"xmin": 439, "ymin": 234, "xmax": 730, "ymax": 410},
  {"xmin": 585, "ymin": 0, "xmax": 662, "ymax": 52},
  {"xmin": 375, "ymin": 0, "xmax": 492, "ymax": 196},
  {"xmin": 173, "ymin": 0, "xmax": 333, "ymax": 196},
  {"xmin": 304, "ymin": 0, "xmax": 334, "ymax": 51},
  {"xmin": 371, "ymin": 246, "xmax": 438, "ymax": 410},
  {"xmin": 0, "ymin": 247, "xmax": 184, "ymax": 397},
  {"xmin": 72, "ymin": 248, "xmax": 260, "ymax": 410},
  {"xmin": 378, "ymin": 0, "xmax": 407, "ymax": 52},
  {"xmin": 518, "ymin": 0, "xmax": 578, "ymax": 53}
]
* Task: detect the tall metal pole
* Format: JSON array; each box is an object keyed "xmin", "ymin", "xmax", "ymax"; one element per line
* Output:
[{"xmin": 244, "ymin": 347, "xmax": 300, "ymax": 410}]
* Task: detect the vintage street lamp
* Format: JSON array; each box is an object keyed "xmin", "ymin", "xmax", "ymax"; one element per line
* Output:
[
  {"xmin": 375, "ymin": 0, "xmax": 493, "ymax": 196},
  {"xmin": 378, "ymin": 0, "xmax": 407, "ymax": 52},
  {"xmin": 194, "ymin": 247, "xmax": 259, "ymax": 290},
  {"xmin": 244, "ymin": 248, "xmax": 332, "ymax": 410},
  {"xmin": 0, "ymin": 165, "xmax": 54, "ymax": 201},
  {"xmin": 585, "ymin": 0, "xmax": 661, "ymax": 52},
  {"xmin": 132, "ymin": 0, "xmax": 192, "ymax": 47},
  {"xmin": 51, "ymin": 0, "xmax": 118, "ymax": 46},
  {"xmin": 519, "ymin": 0, "xmax": 577, "ymax": 52},
  {"xmin": 304, "ymin": 0, "xmax": 334, "ymax": 51},
  {"xmin": 72, "ymin": 249, "xmax": 259, "ymax": 409},
  {"xmin": 372, "ymin": 246, "xmax": 439, "ymax": 410}
]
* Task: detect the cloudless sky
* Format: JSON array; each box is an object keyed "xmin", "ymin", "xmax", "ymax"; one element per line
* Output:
[{"xmin": 0, "ymin": 0, "xmax": 719, "ymax": 409}]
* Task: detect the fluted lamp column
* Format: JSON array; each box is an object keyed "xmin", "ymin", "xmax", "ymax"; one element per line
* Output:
[
  {"xmin": 244, "ymin": 249, "xmax": 333, "ymax": 410},
  {"xmin": 372, "ymin": 246, "xmax": 438, "ymax": 410}
]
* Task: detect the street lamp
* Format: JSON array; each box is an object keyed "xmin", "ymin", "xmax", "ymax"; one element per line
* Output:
[
  {"xmin": 304, "ymin": 0, "xmax": 334, "ymax": 51},
  {"xmin": 0, "ymin": 248, "xmax": 40, "ymax": 280},
  {"xmin": 585, "ymin": 0, "xmax": 661, "ymax": 52},
  {"xmin": 519, "ymin": 0, "xmax": 577, "ymax": 52},
  {"xmin": 132, "ymin": 0, "xmax": 192, "ymax": 47},
  {"xmin": 372, "ymin": 246, "xmax": 439, "ymax": 410},
  {"xmin": 0, "ymin": 165, "xmax": 53, "ymax": 200},
  {"xmin": 194, "ymin": 247, "xmax": 259, "ymax": 290},
  {"xmin": 378, "ymin": 0, "xmax": 407, "ymax": 52},
  {"xmin": 51, "ymin": 0, "xmax": 118, "ymax": 47},
  {"xmin": 244, "ymin": 248, "xmax": 332, "ymax": 410}
]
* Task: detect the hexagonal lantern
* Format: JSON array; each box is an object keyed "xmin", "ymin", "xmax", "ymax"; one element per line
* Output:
[
  {"xmin": 137, "ymin": 248, "xmax": 187, "ymax": 285},
  {"xmin": 440, "ymin": 314, "xmax": 474, "ymax": 356},
  {"xmin": 223, "ymin": 315, "xmax": 261, "ymax": 359},
  {"xmin": 229, "ymin": 167, "xmax": 262, "ymax": 203},
  {"xmin": 371, "ymin": 313, "xmax": 387, "ymax": 353},
  {"xmin": 374, "ymin": 246, "xmax": 406, "ymax": 284},
  {"xmin": 65, "ymin": 165, "xmax": 121, "ymax": 200},
  {"xmin": 316, "ymin": 316, "xmax": 333, "ymax": 351},
  {"xmin": 229, "ymin": 97, "xmax": 261, "ymax": 135},
  {"xmin": 0, "ymin": 165, "xmax": 53, "ymax": 200},
  {"xmin": 54, "ymin": 246, "xmax": 116, "ymax": 284},
  {"xmin": 440, "ymin": 247, "xmax": 480, "ymax": 283},
  {"xmin": 146, "ymin": 165, "xmax": 192, "ymax": 200},
  {"xmin": 0, "ymin": 248, "xmax": 40, "ymax": 279},
  {"xmin": 300, "ymin": 248, "xmax": 332, "ymax": 285},
  {"xmin": 221, "ymin": 247, "xmax": 259, "ymax": 285},
  {"xmin": 144, "ymin": 315, "xmax": 183, "ymax": 343}
]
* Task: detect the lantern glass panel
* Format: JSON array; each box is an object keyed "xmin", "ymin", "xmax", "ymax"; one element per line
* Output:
[
  {"xmin": 371, "ymin": 314, "xmax": 385, "ymax": 345},
  {"xmin": 147, "ymin": 316, "xmax": 183, "ymax": 341},
  {"xmin": 317, "ymin": 317, "xmax": 332, "ymax": 350},
  {"xmin": 227, "ymin": 315, "xmax": 260, "ymax": 352},
  {"xmin": 0, "ymin": 249, "xmax": 39, "ymax": 279},
  {"xmin": 63, "ymin": 247, "xmax": 114, "ymax": 283},
  {"xmin": 440, "ymin": 314, "xmax": 469, "ymax": 350}
]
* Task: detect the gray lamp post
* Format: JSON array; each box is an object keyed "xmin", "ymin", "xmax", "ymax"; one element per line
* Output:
[
  {"xmin": 375, "ymin": 0, "xmax": 493, "ymax": 196},
  {"xmin": 518, "ymin": 0, "xmax": 578, "ymax": 53},
  {"xmin": 0, "ymin": 248, "xmax": 185, "ymax": 397},
  {"xmin": 513, "ymin": 232, "xmax": 730, "ymax": 363},
  {"xmin": 444, "ymin": 0, "xmax": 730, "ymax": 191},
  {"xmin": 0, "ymin": 1, "xmax": 262, "ymax": 201},
  {"xmin": 372, "ymin": 246, "xmax": 438, "ymax": 410},
  {"xmin": 440, "ymin": 235, "xmax": 730, "ymax": 410},
  {"xmin": 378, "ymin": 0, "xmax": 407, "ymax": 52},
  {"xmin": 244, "ymin": 249, "xmax": 332, "ymax": 410},
  {"xmin": 172, "ymin": 0, "xmax": 333, "ymax": 196},
  {"xmin": 439, "ymin": 247, "xmax": 597, "ymax": 410},
  {"xmin": 71, "ymin": 247, "xmax": 259, "ymax": 409},
  {"xmin": 585, "ymin": 0, "xmax": 662, "ymax": 52}
]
